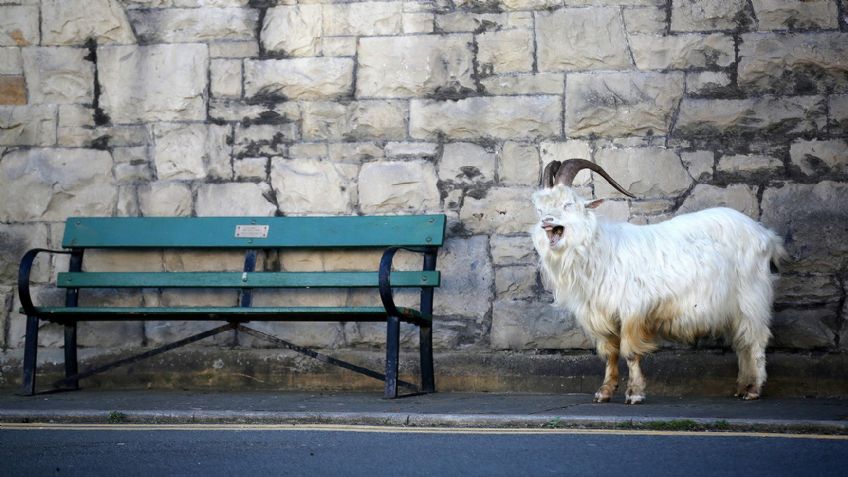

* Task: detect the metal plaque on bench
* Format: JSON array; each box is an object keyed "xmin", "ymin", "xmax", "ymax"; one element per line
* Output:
[{"xmin": 235, "ymin": 224, "xmax": 269, "ymax": 238}]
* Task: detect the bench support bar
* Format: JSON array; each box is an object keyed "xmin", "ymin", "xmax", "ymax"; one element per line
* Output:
[
  {"xmin": 235, "ymin": 324, "xmax": 418, "ymax": 394},
  {"xmin": 32, "ymin": 322, "xmax": 417, "ymax": 396}
]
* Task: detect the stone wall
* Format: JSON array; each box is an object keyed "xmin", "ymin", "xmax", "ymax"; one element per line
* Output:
[{"xmin": 1, "ymin": 0, "xmax": 847, "ymax": 394}]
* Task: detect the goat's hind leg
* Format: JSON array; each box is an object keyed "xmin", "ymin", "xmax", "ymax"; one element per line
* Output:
[
  {"xmin": 733, "ymin": 289, "xmax": 773, "ymax": 400},
  {"xmin": 593, "ymin": 336, "xmax": 620, "ymax": 403}
]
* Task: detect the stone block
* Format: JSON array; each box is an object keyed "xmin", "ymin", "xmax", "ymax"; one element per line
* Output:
[
  {"xmin": 358, "ymin": 161, "xmax": 441, "ymax": 214},
  {"xmin": 128, "ymin": 7, "xmax": 258, "ymax": 43},
  {"xmin": 0, "ymin": 148, "xmax": 116, "ymax": 222},
  {"xmin": 76, "ymin": 289, "xmax": 145, "ymax": 348},
  {"xmin": 210, "ymin": 59, "xmax": 242, "ymax": 98},
  {"xmin": 0, "ymin": 285, "xmax": 12, "ymax": 348},
  {"xmin": 491, "ymin": 235, "xmax": 536, "ymax": 266},
  {"xmin": 357, "ymin": 35, "xmax": 475, "ymax": 98},
  {"xmin": 678, "ymin": 184, "xmax": 759, "ymax": 219},
  {"xmin": 686, "ymin": 71, "xmax": 732, "ymax": 96},
  {"xmin": 623, "ymin": 6, "xmax": 667, "ymax": 34},
  {"xmin": 460, "ymin": 187, "xmax": 537, "ymax": 234},
  {"xmin": 0, "ymin": 6, "xmax": 39, "ymax": 46},
  {"xmin": 501, "ymin": 0, "xmax": 562, "ymax": 9},
  {"xmin": 680, "ymin": 151, "xmax": 714, "ymax": 182},
  {"xmin": 491, "ymin": 299, "xmax": 593, "ymax": 350},
  {"xmin": 594, "ymin": 147, "xmax": 692, "ymax": 199},
  {"xmin": 771, "ymin": 306, "xmax": 837, "ymax": 349},
  {"xmin": 481, "ymin": 73, "xmax": 564, "ymax": 95},
  {"xmin": 829, "ymin": 94, "xmax": 848, "ymax": 133},
  {"xmin": 0, "ymin": 47, "xmax": 22, "ymax": 74},
  {"xmin": 270, "ymin": 159, "xmax": 358, "ymax": 215},
  {"xmin": 8, "ymin": 286, "xmax": 67, "ymax": 348},
  {"xmin": 244, "ymin": 58, "xmax": 354, "ymax": 100},
  {"xmin": 630, "ymin": 34, "xmax": 734, "ymax": 70},
  {"xmin": 261, "ymin": 5, "xmax": 322, "ymax": 57},
  {"xmin": 434, "ymin": 236, "xmax": 493, "ymax": 318},
  {"xmin": 99, "ymin": 44, "xmax": 208, "ymax": 123},
  {"xmin": 495, "ymin": 265, "xmax": 537, "ymax": 300},
  {"xmin": 776, "ymin": 274, "xmax": 842, "ymax": 306},
  {"xmin": 499, "ymin": 142, "xmax": 540, "ymax": 186},
  {"xmin": 439, "ymin": 143, "xmax": 496, "ymax": 184},
  {"xmin": 153, "ymin": 123, "xmax": 232, "ymax": 181},
  {"xmin": 410, "ymin": 96, "xmax": 561, "ymax": 140},
  {"xmin": 738, "ymin": 33, "xmax": 848, "ymax": 94},
  {"xmin": 195, "ymin": 182, "xmax": 277, "ymax": 216},
  {"xmin": 717, "ymin": 154, "xmax": 783, "ymax": 175},
  {"xmin": 83, "ymin": 249, "xmax": 164, "ymax": 272},
  {"xmin": 163, "ymin": 250, "xmax": 249, "ymax": 272},
  {"xmin": 302, "ymin": 101, "xmax": 407, "ymax": 141},
  {"xmin": 322, "ymin": 1, "xmax": 402, "ymax": 36},
  {"xmin": 209, "ymin": 41, "xmax": 258, "ymax": 58},
  {"xmin": 593, "ymin": 199, "xmax": 630, "ymax": 221},
  {"xmin": 384, "ymin": 142, "xmax": 439, "ymax": 159},
  {"xmin": 233, "ymin": 123, "xmax": 297, "ymax": 158},
  {"xmin": 537, "ymin": 7, "xmax": 630, "ymax": 71},
  {"xmin": 234, "ymin": 157, "xmax": 268, "ymax": 181},
  {"xmin": 41, "ymin": 0, "xmax": 135, "ymax": 46},
  {"xmin": 0, "ymin": 76, "xmax": 25, "ymax": 105},
  {"xmin": 436, "ymin": 11, "xmax": 529, "ymax": 33},
  {"xmin": 789, "ymin": 139, "xmax": 848, "ymax": 176},
  {"xmin": 477, "ymin": 29, "xmax": 533, "ymax": 75},
  {"xmin": 670, "ymin": 0, "xmax": 748, "ymax": 32},
  {"xmin": 403, "ymin": 12, "xmax": 434, "ymax": 33},
  {"xmin": 322, "ymin": 37, "xmax": 357, "ymax": 57},
  {"xmin": 0, "ymin": 105, "xmax": 57, "ymax": 146},
  {"xmin": 138, "ymin": 182, "xmax": 193, "ymax": 217},
  {"xmin": 675, "ymin": 96, "xmax": 826, "ymax": 137},
  {"xmin": 328, "ymin": 143, "xmax": 386, "ymax": 163},
  {"xmin": 566, "ymin": 72, "xmax": 685, "ymax": 137},
  {"xmin": 751, "ymin": 0, "xmax": 839, "ymax": 30},
  {"xmin": 114, "ymin": 148, "xmax": 153, "ymax": 184},
  {"xmin": 760, "ymin": 181, "xmax": 848, "ymax": 274},
  {"xmin": 0, "ymin": 223, "xmax": 50, "ymax": 283}
]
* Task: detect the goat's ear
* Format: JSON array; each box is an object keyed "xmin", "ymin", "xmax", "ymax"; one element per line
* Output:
[{"xmin": 585, "ymin": 198, "xmax": 604, "ymax": 209}]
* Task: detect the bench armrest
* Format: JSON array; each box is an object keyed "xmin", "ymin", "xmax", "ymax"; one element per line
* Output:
[
  {"xmin": 18, "ymin": 248, "xmax": 74, "ymax": 317},
  {"xmin": 378, "ymin": 246, "xmax": 432, "ymax": 319}
]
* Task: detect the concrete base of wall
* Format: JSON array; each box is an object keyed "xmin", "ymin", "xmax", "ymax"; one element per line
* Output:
[{"xmin": 1, "ymin": 348, "xmax": 846, "ymax": 397}]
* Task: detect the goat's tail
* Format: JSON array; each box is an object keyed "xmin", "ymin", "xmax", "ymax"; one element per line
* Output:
[{"xmin": 767, "ymin": 231, "xmax": 789, "ymax": 274}]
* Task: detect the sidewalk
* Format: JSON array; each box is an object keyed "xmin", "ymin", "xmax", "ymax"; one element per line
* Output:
[{"xmin": 1, "ymin": 390, "xmax": 846, "ymax": 433}]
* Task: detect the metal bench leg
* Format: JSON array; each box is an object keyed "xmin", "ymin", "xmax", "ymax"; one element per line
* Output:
[
  {"xmin": 20, "ymin": 316, "xmax": 39, "ymax": 396},
  {"xmin": 384, "ymin": 315, "xmax": 400, "ymax": 399},
  {"xmin": 64, "ymin": 323, "xmax": 79, "ymax": 390},
  {"xmin": 420, "ymin": 324, "xmax": 435, "ymax": 393}
]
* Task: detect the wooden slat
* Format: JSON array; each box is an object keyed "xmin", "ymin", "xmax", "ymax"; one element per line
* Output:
[
  {"xmin": 57, "ymin": 271, "xmax": 440, "ymax": 289},
  {"xmin": 62, "ymin": 216, "xmax": 446, "ymax": 249},
  {"xmin": 33, "ymin": 306, "xmax": 430, "ymax": 324}
]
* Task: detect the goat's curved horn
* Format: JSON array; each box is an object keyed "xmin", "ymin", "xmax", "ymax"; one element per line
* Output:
[
  {"xmin": 540, "ymin": 160, "xmax": 562, "ymax": 188},
  {"xmin": 556, "ymin": 159, "xmax": 636, "ymax": 198}
]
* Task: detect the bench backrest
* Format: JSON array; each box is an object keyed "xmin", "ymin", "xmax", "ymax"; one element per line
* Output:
[
  {"xmin": 63, "ymin": 216, "xmax": 446, "ymax": 249},
  {"xmin": 57, "ymin": 215, "xmax": 446, "ymax": 292}
]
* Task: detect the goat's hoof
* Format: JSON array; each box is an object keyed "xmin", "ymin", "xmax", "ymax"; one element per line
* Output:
[
  {"xmin": 625, "ymin": 394, "xmax": 645, "ymax": 405},
  {"xmin": 593, "ymin": 393, "xmax": 611, "ymax": 403},
  {"xmin": 737, "ymin": 384, "xmax": 760, "ymax": 400},
  {"xmin": 743, "ymin": 392, "xmax": 760, "ymax": 401}
]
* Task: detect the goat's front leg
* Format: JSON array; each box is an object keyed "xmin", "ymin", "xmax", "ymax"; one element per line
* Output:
[{"xmin": 593, "ymin": 336, "xmax": 620, "ymax": 403}]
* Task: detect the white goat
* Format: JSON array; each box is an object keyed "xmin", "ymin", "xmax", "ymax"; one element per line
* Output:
[{"xmin": 532, "ymin": 159, "xmax": 786, "ymax": 404}]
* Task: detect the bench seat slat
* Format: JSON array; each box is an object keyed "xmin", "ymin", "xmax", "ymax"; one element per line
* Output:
[
  {"xmin": 63, "ymin": 216, "xmax": 446, "ymax": 249},
  {"xmin": 33, "ymin": 306, "xmax": 429, "ymax": 324},
  {"xmin": 57, "ymin": 271, "xmax": 440, "ymax": 289}
]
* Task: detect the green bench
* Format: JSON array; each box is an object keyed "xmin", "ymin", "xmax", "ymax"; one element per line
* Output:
[{"xmin": 18, "ymin": 215, "xmax": 446, "ymax": 398}]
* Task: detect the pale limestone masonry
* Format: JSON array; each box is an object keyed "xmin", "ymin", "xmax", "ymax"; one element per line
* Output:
[{"xmin": 1, "ymin": 1, "xmax": 847, "ymax": 389}]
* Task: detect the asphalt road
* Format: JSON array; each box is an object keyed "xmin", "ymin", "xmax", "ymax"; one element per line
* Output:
[{"xmin": 1, "ymin": 425, "xmax": 847, "ymax": 477}]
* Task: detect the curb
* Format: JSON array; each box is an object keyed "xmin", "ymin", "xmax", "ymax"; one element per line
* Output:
[{"xmin": 2, "ymin": 410, "xmax": 846, "ymax": 434}]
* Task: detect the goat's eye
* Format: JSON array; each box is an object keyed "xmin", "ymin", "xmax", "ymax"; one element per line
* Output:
[{"xmin": 563, "ymin": 203, "xmax": 572, "ymax": 210}]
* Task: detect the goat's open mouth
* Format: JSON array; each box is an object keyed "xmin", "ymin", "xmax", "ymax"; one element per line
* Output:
[{"xmin": 543, "ymin": 225, "xmax": 565, "ymax": 246}]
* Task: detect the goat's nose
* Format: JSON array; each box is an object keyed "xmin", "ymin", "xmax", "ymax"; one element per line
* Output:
[{"xmin": 542, "ymin": 217, "xmax": 554, "ymax": 224}]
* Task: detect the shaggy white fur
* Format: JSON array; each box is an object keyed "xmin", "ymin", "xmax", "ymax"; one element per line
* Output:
[{"xmin": 532, "ymin": 184, "xmax": 786, "ymax": 404}]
